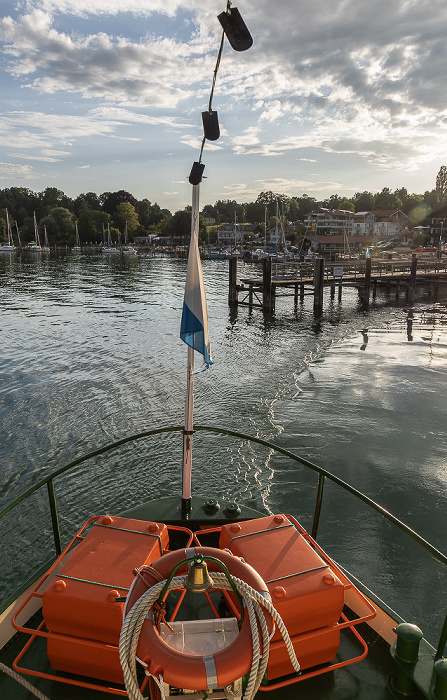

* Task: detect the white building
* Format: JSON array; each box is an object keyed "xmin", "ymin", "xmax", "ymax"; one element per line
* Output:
[
  {"xmin": 371, "ymin": 210, "xmax": 408, "ymax": 238},
  {"xmin": 353, "ymin": 212, "xmax": 376, "ymax": 236},
  {"xmin": 304, "ymin": 208, "xmax": 355, "ymax": 236},
  {"xmin": 217, "ymin": 224, "xmax": 244, "ymax": 247},
  {"xmin": 304, "ymin": 208, "xmax": 408, "ymax": 240}
]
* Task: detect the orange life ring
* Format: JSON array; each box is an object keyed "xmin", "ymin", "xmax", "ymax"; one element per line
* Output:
[{"xmin": 125, "ymin": 546, "xmax": 271, "ymax": 690}]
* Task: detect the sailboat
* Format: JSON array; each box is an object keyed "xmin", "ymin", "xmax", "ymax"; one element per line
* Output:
[
  {"xmin": 41, "ymin": 226, "xmax": 51, "ymax": 253},
  {"xmin": 72, "ymin": 222, "xmax": 82, "ymax": 253},
  {"xmin": 0, "ymin": 209, "xmax": 15, "ymax": 253},
  {"xmin": 0, "ymin": 6, "xmax": 445, "ymax": 700},
  {"xmin": 26, "ymin": 213, "xmax": 42, "ymax": 252},
  {"xmin": 121, "ymin": 221, "xmax": 137, "ymax": 255},
  {"xmin": 15, "ymin": 221, "xmax": 22, "ymax": 250},
  {"xmin": 101, "ymin": 224, "xmax": 120, "ymax": 253}
]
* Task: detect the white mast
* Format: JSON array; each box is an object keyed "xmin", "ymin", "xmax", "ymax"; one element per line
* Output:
[
  {"xmin": 264, "ymin": 206, "xmax": 267, "ymax": 248},
  {"xmin": 182, "ymin": 184, "xmax": 201, "ymax": 513},
  {"xmin": 6, "ymin": 209, "xmax": 12, "ymax": 246},
  {"xmin": 15, "ymin": 221, "xmax": 21, "ymax": 248},
  {"xmin": 33, "ymin": 212, "xmax": 41, "ymax": 247}
]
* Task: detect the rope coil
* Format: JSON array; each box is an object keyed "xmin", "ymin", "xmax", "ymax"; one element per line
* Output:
[{"xmin": 119, "ymin": 571, "xmax": 300, "ymax": 700}]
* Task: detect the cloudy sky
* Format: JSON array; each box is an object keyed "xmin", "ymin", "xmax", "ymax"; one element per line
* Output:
[{"xmin": 1, "ymin": 0, "xmax": 447, "ymax": 213}]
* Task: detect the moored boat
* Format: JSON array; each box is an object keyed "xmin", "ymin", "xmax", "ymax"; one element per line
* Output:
[{"xmin": 0, "ymin": 210, "xmax": 15, "ymax": 253}]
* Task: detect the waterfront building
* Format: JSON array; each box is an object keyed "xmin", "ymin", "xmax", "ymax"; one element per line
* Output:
[
  {"xmin": 303, "ymin": 208, "xmax": 409, "ymax": 255},
  {"xmin": 428, "ymin": 206, "xmax": 447, "ymax": 246}
]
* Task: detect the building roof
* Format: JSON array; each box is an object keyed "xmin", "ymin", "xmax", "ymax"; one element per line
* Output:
[{"xmin": 370, "ymin": 209, "xmax": 407, "ymax": 217}]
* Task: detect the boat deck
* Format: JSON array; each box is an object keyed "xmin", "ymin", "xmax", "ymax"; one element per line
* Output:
[
  {"xmin": 0, "ymin": 618, "xmax": 412, "ymax": 699},
  {"xmin": 0, "ymin": 497, "xmax": 432, "ymax": 700}
]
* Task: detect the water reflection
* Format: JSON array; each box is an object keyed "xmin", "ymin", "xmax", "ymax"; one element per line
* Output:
[{"xmin": 360, "ymin": 328, "xmax": 369, "ymax": 350}]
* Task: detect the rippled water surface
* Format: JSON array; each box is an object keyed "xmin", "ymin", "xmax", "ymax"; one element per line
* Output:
[{"xmin": 0, "ymin": 252, "xmax": 446, "ymax": 644}]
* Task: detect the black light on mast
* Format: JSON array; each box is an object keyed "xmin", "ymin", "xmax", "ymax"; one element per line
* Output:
[
  {"xmin": 189, "ymin": 161, "xmax": 205, "ymax": 185},
  {"xmin": 202, "ymin": 110, "xmax": 220, "ymax": 141},
  {"xmin": 218, "ymin": 7, "xmax": 253, "ymax": 52}
]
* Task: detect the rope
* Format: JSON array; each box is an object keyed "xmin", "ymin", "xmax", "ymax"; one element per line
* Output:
[
  {"xmin": 119, "ymin": 572, "xmax": 300, "ymax": 700},
  {"xmin": 0, "ymin": 662, "xmax": 51, "ymax": 700},
  {"xmin": 198, "ymin": 0, "xmax": 232, "ymax": 164}
]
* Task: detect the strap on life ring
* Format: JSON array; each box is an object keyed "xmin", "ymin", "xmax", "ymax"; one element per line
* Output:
[{"xmin": 124, "ymin": 546, "xmax": 272, "ymax": 691}]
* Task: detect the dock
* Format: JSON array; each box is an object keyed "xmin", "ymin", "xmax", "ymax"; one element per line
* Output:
[{"xmin": 228, "ymin": 255, "xmax": 447, "ymax": 311}]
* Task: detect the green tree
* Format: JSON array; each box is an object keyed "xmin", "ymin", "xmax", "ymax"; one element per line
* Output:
[
  {"xmin": 292, "ymin": 195, "xmax": 318, "ymax": 221},
  {"xmin": 74, "ymin": 192, "xmax": 102, "ymax": 215},
  {"xmin": 113, "ymin": 202, "xmax": 139, "ymax": 236},
  {"xmin": 37, "ymin": 188, "xmax": 73, "ymax": 218},
  {"xmin": 39, "ymin": 207, "xmax": 75, "ymax": 245},
  {"xmin": 165, "ymin": 210, "xmax": 192, "ymax": 241},
  {"xmin": 165, "ymin": 209, "xmax": 206, "ymax": 241},
  {"xmin": 353, "ymin": 191, "xmax": 375, "ymax": 212},
  {"xmin": 436, "ymin": 166, "xmax": 447, "ymax": 205},
  {"xmin": 243, "ymin": 201, "xmax": 265, "ymax": 224},
  {"xmin": 77, "ymin": 209, "xmax": 111, "ymax": 243},
  {"xmin": 201, "ymin": 203, "xmax": 217, "ymax": 219},
  {"xmin": 422, "ymin": 189, "xmax": 439, "ymax": 213},
  {"xmin": 138, "ymin": 199, "xmax": 168, "ymax": 228},
  {"xmin": 321, "ymin": 194, "xmax": 343, "ymax": 209},
  {"xmin": 337, "ymin": 198, "xmax": 355, "ymax": 212},
  {"xmin": 373, "ymin": 188, "xmax": 402, "ymax": 210},
  {"xmin": 287, "ymin": 199, "xmax": 300, "ymax": 222},
  {"xmin": 102, "ymin": 190, "xmax": 138, "ymax": 215}
]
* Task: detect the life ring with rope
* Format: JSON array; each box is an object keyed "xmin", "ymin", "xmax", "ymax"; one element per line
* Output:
[{"xmin": 124, "ymin": 546, "xmax": 272, "ymax": 691}]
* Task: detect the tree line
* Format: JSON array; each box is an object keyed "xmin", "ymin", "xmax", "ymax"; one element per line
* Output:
[{"xmin": 1, "ymin": 167, "xmax": 446, "ymax": 246}]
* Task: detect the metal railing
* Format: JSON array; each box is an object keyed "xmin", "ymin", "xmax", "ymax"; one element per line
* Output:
[{"xmin": 1, "ymin": 425, "xmax": 446, "ymax": 655}]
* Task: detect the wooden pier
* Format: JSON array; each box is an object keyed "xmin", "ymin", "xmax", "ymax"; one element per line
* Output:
[{"xmin": 228, "ymin": 255, "xmax": 447, "ymax": 312}]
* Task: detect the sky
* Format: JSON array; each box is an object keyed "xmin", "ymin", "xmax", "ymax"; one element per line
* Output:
[{"xmin": 1, "ymin": 0, "xmax": 447, "ymax": 214}]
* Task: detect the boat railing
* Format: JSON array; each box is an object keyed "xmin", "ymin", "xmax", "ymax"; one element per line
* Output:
[{"xmin": 1, "ymin": 424, "xmax": 446, "ymax": 658}]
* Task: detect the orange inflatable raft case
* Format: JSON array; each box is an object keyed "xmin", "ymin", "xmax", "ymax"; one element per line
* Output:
[
  {"xmin": 219, "ymin": 514, "xmax": 345, "ymax": 679},
  {"xmin": 43, "ymin": 515, "xmax": 169, "ymax": 684}
]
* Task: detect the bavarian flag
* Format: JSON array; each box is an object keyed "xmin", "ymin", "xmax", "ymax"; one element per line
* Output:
[{"xmin": 180, "ymin": 199, "xmax": 213, "ymax": 369}]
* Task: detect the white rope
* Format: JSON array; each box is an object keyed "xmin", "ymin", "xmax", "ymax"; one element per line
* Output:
[
  {"xmin": 0, "ymin": 662, "xmax": 52, "ymax": 700},
  {"xmin": 119, "ymin": 572, "xmax": 300, "ymax": 700}
]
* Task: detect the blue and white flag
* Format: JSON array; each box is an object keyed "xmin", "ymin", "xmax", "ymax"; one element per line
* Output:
[{"xmin": 180, "ymin": 204, "xmax": 213, "ymax": 368}]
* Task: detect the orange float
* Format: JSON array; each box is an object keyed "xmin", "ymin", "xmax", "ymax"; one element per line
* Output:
[{"xmin": 125, "ymin": 546, "xmax": 271, "ymax": 690}]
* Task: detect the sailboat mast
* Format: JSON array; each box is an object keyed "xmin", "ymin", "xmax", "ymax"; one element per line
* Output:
[
  {"xmin": 15, "ymin": 221, "xmax": 21, "ymax": 248},
  {"xmin": 34, "ymin": 212, "xmax": 41, "ymax": 247},
  {"xmin": 264, "ymin": 206, "xmax": 267, "ymax": 248},
  {"xmin": 6, "ymin": 209, "xmax": 12, "ymax": 245}
]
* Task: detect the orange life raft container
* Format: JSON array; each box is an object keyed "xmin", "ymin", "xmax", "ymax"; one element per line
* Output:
[{"xmin": 125, "ymin": 546, "xmax": 271, "ymax": 690}]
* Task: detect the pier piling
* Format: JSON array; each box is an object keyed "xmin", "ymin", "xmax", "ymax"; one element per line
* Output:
[
  {"xmin": 263, "ymin": 258, "xmax": 275, "ymax": 311},
  {"xmin": 407, "ymin": 254, "xmax": 417, "ymax": 302},
  {"xmin": 313, "ymin": 258, "xmax": 324, "ymax": 312},
  {"xmin": 232, "ymin": 253, "xmax": 447, "ymax": 315},
  {"xmin": 363, "ymin": 257, "xmax": 372, "ymax": 307},
  {"xmin": 228, "ymin": 256, "xmax": 238, "ymax": 305}
]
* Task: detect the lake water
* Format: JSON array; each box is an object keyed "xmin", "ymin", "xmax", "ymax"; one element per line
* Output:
[{"xmin": 0, "ymin": 251, "xmax": 446, "ymax": 645}]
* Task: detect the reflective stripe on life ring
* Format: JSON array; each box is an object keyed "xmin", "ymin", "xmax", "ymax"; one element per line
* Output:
[{"xmin": 125, "ymin": 546, "xmax": 271, "ymax": 690}]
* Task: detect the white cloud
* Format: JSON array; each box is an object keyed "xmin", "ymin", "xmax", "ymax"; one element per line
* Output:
[
  {"xmin": 0, "ymin": 161, "xmax": 34, "ymax": 178},
  {"xmin": 89, "ymin": 107, "xmax": 193, "ymax": 129},
  {"xmin": 22, "ymin": 0, "xmax": 185, "ymax": 16},
  {"xmin": 0, "ymin": 11, "xmax": 209, "ymax": 107},
  {"xmin": 255, "ymin": 177, "xmax": 344, "ymax": 195},
  {"xmin": 10, "ymin": 153, "xmax": 63, "ymax": 162},
  {"xmin": 2, "ymin": 0, "xmax": 447, "ymax": 204}
]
